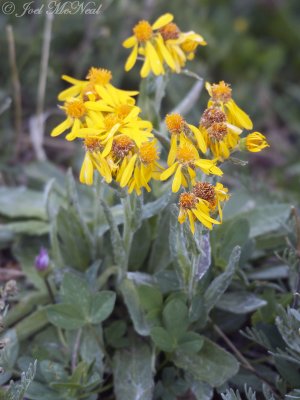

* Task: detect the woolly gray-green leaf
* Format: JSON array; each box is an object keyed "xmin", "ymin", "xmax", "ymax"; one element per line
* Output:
[
  {"xmin": 204, "ymin": 246, "xmax": 241, "ymax": 312},
  {"xmin": 172, "ymin": 338, "xmax": 239, "ymax": 387},
  {"xmin": 113, "ymin": 343, "xmax": 154, "ymax": 400}
]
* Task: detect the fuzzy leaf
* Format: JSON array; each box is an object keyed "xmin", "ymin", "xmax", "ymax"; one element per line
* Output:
[
  {"xmin": 113, "ymin": 343, "xmax": 154, "ymax": 400},
  {"xmin": 150, "ymin": 327, "xmax": 175, "ymax": 352},
  {"xmin": 216, "ymin": 292, "xmax": 267, "ymax": 314},
  {"xmin": 204, "ymin": 246, "xmax": 241, "ymax": 312},
  {"xmin": 46, "ymin": 304, "xmax": 85, "ymax": 330},
  {"xmin": 172, "ymin": 338, "xmax": 239, "ymax": 387}
]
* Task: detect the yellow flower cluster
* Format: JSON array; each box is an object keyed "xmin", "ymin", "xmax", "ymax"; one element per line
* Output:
[
  {"xmin": 160, "ymin": 112, "xmax": 229, "ymax": 233},
  {"xmin": 51, "ymin": 67, "xmax": 161, "ymax": 194},
  {"xmin": 160, "ymin": 81, "xmax": 269, "ymax": 233},
  {"xmin": 123, "ymin": 13, "xmax": 206, "ymax": 77},
  {"xmin": 200, "ymin": 81, "xmax": 269, "ymax": 160},
  {"xmin": 50, "ymin": 13, "xmax": 270, "ymax": 234}
]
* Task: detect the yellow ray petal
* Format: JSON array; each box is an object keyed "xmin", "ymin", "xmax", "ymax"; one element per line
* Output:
[
  {"xmin": 51, "ymin": 118, "xmax": 72, "ymax": 137},
  {"xmin": 160, "ymin": 162, "xmax": 178, "ymax": 181},
  {"xmin": 85, "ymin": 101, "xmax": 113, "ymax": 112},
  {"xmin": 205, "ymin": 82, "xmax": 212, "ymax": 96},
  {"xmin": 124, "ymin": 106, "xmax": 141, "ymax": 122},
  {"xmin": 122, "ymin": 36, "xmax": 136, "ymax": 48},
  {"xmin": 80, "ymin": 153, "xmax": 93, "ymax": 185},
  {"xmin": 156, "ymin": 35, "xmax": 176, "ymax": 70},
  {"xmin": 151, "ymin": 13, "xmax": 174, "ymax": 30},
  {"xmin": 172, "ymin": 164, "xmax": 182, "ymax": 193},
  {"xmin": 141, "ymin": 55, "xmax": 151, "ymax": 78},
  {"xmin": 146, "ymin": 41, "xmax": 164, "ymax": 76},
  {"xmin": 226, "ymin": 99, "xmax": 253, "ymax": 130},
  {"xmin": 66, "ymin": 118, "xmax": 81, "ymax": 140},
  {"xmin": 92, "ymin": 154, "xmax": 112, "ymax": 183},
  {"xmin": 178, "ymin": 208, "xmax": 186, "ymax": 224},
  {"xmin": 125, "ymin": 44, "xmax": 139, "ymax": 72},
  {"xmin": 187, "ymin": 210, "xmax": 195, "ymax": 234},
  {"xmin": 120, "ymin": 154, "xmax": 137, "ymax": 187},
  {"xmin": 167, "ymin": 135, "xmax": 178, "ymax": 166},
  {"xmin": 188, "ymin": 124, "xmax": 207, "ymax": 153},
  {"xmin": 58, "ymin": 86, "xmax": 82, "ymax": 101},
  {"xmin": 61, "ymin": 75, "xmax": 85, "ymax": 85},
  {"xmin": 101, "ymin": 137, "xmax": 114, "ymax": 158}
]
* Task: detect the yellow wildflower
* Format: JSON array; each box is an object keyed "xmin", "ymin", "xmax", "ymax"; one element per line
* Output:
[
  {"xmin": 159, "ymin": 23, "xmax": 206, "ymax": 71},
  {"xmin": 75, "ymin": 106, "xmax": 153, "ymax": 156},
  {"xmin": 244, "ymin": 132, "xmax": 269, "ymax": 152},
  {"xmin": 193, "ymin": 182, "xmax": 229, "ymax": 221},
  {"xmin": 206, "ymin": 81, "xmax": 253, "ymax": 130},
  {"xmin": 79, "ymin": 137, "xmax": 112, "ymax": 185},
  {"xmin": 180, "ymin": 31, "xmax": 207, "ymax": 60},
  {"xmin": 160, "ymin": 137, "xmax": 222, "ymax": 193},
  {"xmin": 165, "ymin": 113, "xmax": 206, "ymax": 166},
  {"xmin": 123, "ymin": 13, "xmax": 175, "ymax": 77},
  {"xmin": 119, "ymin": 140, "xmax": 162, "ymax": 194},
  {"xmin": 58, "ymin": 67, "xmax": 138, "ymax": 102},
  {"xmin": 84, "ymin": 85, "xmax": 139, "ymax": 114},
  {"xmin": 178, "ymin": 192, "xmax": 220, "ymax": 234},
  {"xmin": 50, "ymin": 98, "xmax": 93, "ymax": 139}
]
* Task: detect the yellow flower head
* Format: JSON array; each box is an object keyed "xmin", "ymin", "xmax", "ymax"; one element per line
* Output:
[
  {"xmin": 210, "ymin": 81, "xmax": 232, "ymax": 103},
  {"xmin": 79, "ymin": 137, "xmax": 112, "ymax": 186},
  {"xmin": 123, "ymin": 14, "xmax": 206, "ymax": 77},
  {"xmin": 206, "ymin": 81, "xmax": 253, "ymax": 130},
  {"xmin": 133, "ymin": 20, "xmax": 153, "ymax": 42},
  {"xmin": 178, "ymin": 191, "xmax": 220, "ymax": 233},
  {"xmin": 179, "ymin": 31, "xmax": 207, "ymax": 60},
  {"xmin": 86, "ymin": 67, "xmax": 112, "ymax": 85},
  {"xmin": 75, "ymin": 103, "xmax": 153, "ymax": 157},
  {"xmin": 139, "ymin": 140, "xmax": 159, "ymax": 165},
  {"xmin": 165, "ymin": 113, "xmax": 185, "ymax": 134},
  {"xmin": 245, "ymin": 132, "xmax": 269, "ymax": 153},
  {"xmin": 166, "ymin": 113, "xmax": 206, "ymax": 166},
  {"xmin": 51, "ymin": 98, "xmax": 92, "ymax": 139},
  {"xmin": 118, "ymin": 140, "xmax": 162, "ymax": 194},
  {"xmin": 58, "ymin": 67, "xmax": 138, "ymax": 103},
  {"xmin": 161, "ymin": 137, "xmax": 222, "ymax": 193},
  {"xmin": 123, "ymin": 13, "xmax": 174, "ymax": 77}
]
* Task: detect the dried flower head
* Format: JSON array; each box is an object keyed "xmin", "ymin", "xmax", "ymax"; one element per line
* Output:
[
  {"xmin": 200, "ymin": 107, "xmax": 227, "ymax": 129},
  {"xmin": 193, "ymin": 182, "xmax": 216, "ymax": 204}
]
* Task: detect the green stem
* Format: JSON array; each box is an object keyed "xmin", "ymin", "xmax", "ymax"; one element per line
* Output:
[
  {"xmin": 97, "ymin": 265, "xmax": 121, "ymax": 289},
  {"xmin": 57, "ymin": 328, "xmax": 68, "ymax": 348},
  {"xmin": 94, "ymin": 175, "xmax": 104, "ymax": 258},
  {"xmin": 122, "ymin": 194, "xmax": 134, "ymax": 272},
  {"xmin": 44, "ymin": 277, "xmax": 55, "ymax": 304},
  {"xmin": 188, "ymin": 254, "xmax": 198, "ymax": 301},
  {"xmin": 153, "ymin": 128, "xmax": 170, "ymax": 150},
  {"xmin": 71, "ymin": 328, "xmax": 82, "ymax": 372}
]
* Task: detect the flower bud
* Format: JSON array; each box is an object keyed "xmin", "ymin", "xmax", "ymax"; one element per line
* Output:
[
  {"xmin": 243, "ymin": 132, "xmax": 269, "ymax": 152},
  {"xmin": 35, "ymin": 248, "xmax": 49, "ymax": 272}
]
